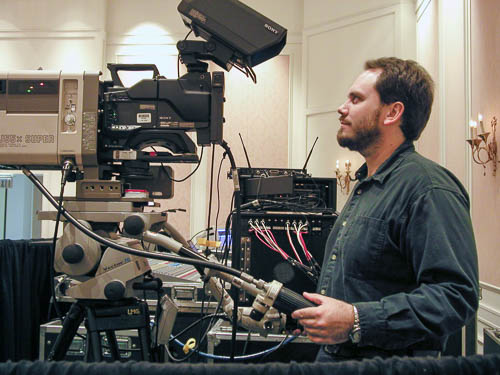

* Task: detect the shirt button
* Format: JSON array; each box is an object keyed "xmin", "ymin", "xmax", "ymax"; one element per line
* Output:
[
  {"xmin": 320, "ymin": 289, "xmax": 326, "ymax": 295},
  {"xmin": 342, "ymin": 221, "xmax": 347, "ymax": 226},
  {"xmin": 331, "ymin": 254, "xmax": 337, "ymax": 261}
]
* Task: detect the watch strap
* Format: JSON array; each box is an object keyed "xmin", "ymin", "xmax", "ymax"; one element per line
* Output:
[{"xmin": 349, "ymin": 305, "xmax": 361, "ymax": 344}]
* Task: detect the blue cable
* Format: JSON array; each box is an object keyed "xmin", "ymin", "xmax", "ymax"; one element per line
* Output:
[{"xmin": 171, "ymin": 334, "xmax": 298, "ymax": 361}]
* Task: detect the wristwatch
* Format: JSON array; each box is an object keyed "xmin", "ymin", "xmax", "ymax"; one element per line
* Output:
[{"xmin": 349, "ymin": 305, "xmax": 361, "ymax": 344}]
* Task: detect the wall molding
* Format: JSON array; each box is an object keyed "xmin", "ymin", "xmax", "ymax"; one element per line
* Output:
[
  {"xmin": 106, "ymin": 32, "xmax": 303, "ymax": 47},
  {"xmin": 416, "ymin": 0, "xmax": 432, "ymax": 22},
  {"xmin": 481, "ymin": 281, "xmax": 500, "ymax": 294},
  {"xmin": 303, "ymin": 4, "xmax": 402, "ymax": 114},
  {"xmin": 303, "ymin": 5, "xmax": 399, "ymax": 39},
  {"xmin": 479, "ymin": 304, "xmax": 500, "ymax": 323},
  {"xmin": 0, "ymin": 28, "xmax": 103, "ymax": 33},
  {"xmin": 478, "ymin": 316, "xmax": 500, "ymax": 331},
  {"xmin": 478, "ymin": 281, "xmax": 500, "ymax": 347},
  {"xmin": 478, "ymin": 316, "xmax": 499, "ymax": 346},
  {"xmin": 304, "ymin": 1, "xmax": 413, "ymax": 32},
  {"xmin": 304, "ymin": 106, "xmax": 337, "ymax": 117},
  {"xmin": 285, "ymin": 32, "xmax": 302, "ymax": 45},
  {"xmin": 464, "ymin": 0, "xmax": 473, "ymax": 196},
  {"xmin": 302, "ymin": 2, "xmax": 416, "ymax": 116},
  {"xmin": 106, "ymin": 33, "xmax": 185, "ymax": 46},
  {"xmin": 282, "ymin": 43, "xmax": 303, "ymax": 168},
  {"xmin": 437, "ymin": 0, "xmax": 447, "ymax": 167},
  {"xmin": 0, "ymin": 30, "xmax": 103, "ymax": 40}
]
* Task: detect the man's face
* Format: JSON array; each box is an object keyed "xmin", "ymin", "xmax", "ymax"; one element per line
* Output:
[{"xmin": 337, "ymin": 69, "xmax": 383, "ymax": 152}]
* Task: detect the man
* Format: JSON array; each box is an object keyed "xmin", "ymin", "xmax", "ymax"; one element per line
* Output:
[{"xmin": 291, "ymin": 57, "xmax": 479, "ymax": 361}]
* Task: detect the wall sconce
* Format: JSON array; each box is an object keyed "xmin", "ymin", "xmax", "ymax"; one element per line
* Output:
[
  {"xmin": 467, "ymin": 114, "xmax": 498, "ymax": 176},
  {"xmin": 335, "ymin": 159, "xmax": 356, "ymax": 194}
]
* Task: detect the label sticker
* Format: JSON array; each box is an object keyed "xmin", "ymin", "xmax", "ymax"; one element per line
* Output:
[{"xmin": 137, "ymin": 113, "xmax": 152, "ymax": 123}]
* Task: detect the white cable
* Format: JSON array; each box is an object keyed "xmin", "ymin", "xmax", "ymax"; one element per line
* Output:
[
  {"xmin": 250, "ymin": 221, "xmax": 279, "ymax": 251},
  {"xmin": 286, "ymin": 222, "xmax": 303, "ymax": 265},
  {"xmin": 250, "ymin": 221, "xmax": 288, "ymax": 259},
  {"xmin": 260, "ymin": 221, "xmax": 289, "ymax": 259}
]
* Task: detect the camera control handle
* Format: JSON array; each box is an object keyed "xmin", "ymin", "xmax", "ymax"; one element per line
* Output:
[{"xmin": 106, "ymin": 63, "xmax": 161, "ymax": 87}]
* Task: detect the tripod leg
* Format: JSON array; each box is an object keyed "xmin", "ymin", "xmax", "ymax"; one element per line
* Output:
[
  {"xmin": 48, "ymin": 302, "xmax": 85, "ymax": 361},
  {"xmin": 138, "ymin": 326, "xmax": 152, "ymax": 361},
  {"xmin": 138, "ymin": 301, "xmax": 152, "ymax": 361},
  {"xmin": 85, "ymin": 305, "xmax": 104, "ymax": 362},
  {"xmin": 105, "ymin": 330, "xmax": 121, "ymax": 361},
  {"xmin": 84, "ymin": 332, "xmax": 91, "ymax": 362}
]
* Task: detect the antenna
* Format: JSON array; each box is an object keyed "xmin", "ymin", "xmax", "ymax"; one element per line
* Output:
[
  {"xmin": 302, "ymin": 136, "xmax": 319, "ymax": 172},
  {"xmin": 239, "ymin": 133, "xmax": 252, "ymax": 168}
]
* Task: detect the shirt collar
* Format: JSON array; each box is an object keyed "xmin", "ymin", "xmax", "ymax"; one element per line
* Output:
[{"xmin": 354, "ymin": 141, "xmax": 415, "ymax": 184}]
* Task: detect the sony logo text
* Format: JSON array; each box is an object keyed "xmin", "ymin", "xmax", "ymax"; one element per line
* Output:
[{"xmin": 264, "ymin": 23, "xmax": 278, "ymax": 34}]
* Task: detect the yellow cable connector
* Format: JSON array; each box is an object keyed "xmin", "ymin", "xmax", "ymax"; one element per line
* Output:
[
  {"xmin": 196, "ymin": 238, "xmax": 221, "ymax": 248},
  {"xmin": 183, "ymin": 338, "xmax": 196, "ymax": 354}
]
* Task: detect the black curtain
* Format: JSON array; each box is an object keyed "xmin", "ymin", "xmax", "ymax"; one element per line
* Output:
[
  {"xmin": 0, "ymin": 239, "xmax": 52, "ymax": 361},
  {"xmin": 0, "ymin": 354, "xmax": 500, "ymax": 375}
]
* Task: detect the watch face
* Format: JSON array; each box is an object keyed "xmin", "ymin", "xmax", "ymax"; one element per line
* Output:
[
  {"xmin": 352, "ymin": 330, "xmax": 361, "ymax": 343},
  {"xmin": 350, "ymin": 328, "xmax": 361, "ymax": 344}
]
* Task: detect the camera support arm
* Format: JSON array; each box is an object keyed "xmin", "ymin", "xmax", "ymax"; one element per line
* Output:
[{"xmin": 177, "ymin": 40, "xmax": 234, "ymax": 73}]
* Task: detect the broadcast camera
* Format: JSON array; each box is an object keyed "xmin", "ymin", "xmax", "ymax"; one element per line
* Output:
[{"xmin": 0, "ymin": 0, "xmax": 287, "ymax": 201}]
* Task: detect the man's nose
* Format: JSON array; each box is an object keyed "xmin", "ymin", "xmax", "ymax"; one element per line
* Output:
[{"xmin": 338, "ymin": 101, "xmax": 348, "ymax": 115}]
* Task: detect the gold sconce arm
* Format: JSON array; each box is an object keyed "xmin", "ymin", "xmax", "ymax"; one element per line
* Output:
[
  {"xmin": 466, "ymin": 116, "xmax": 498, "ymax": 176},
  {"xmin": 335, "ymin": 160, "xmax": 357, "ymax": 194}
]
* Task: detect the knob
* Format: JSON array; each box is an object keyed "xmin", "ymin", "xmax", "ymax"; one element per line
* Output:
[
  {"xmin": 104, "ymin": 280, "xmax": 126, "ymax": 300},
  {"xmin": 123, "ymin": 215, "xmax": 145, "ymax": 235},
  {"xmin": 62, "ymin": 244, "xmax": 84, "ymax": 264},
  {"xmin": 64, "ymin": 113, "xmax": 76, "ymax": 126}
]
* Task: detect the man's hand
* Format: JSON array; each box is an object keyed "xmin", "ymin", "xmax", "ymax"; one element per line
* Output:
[{"xmin": 291, "ymin": 292, "xmax": 355, "ymax": 345}]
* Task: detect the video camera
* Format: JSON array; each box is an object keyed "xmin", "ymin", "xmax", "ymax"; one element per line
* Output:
[{"xmin": 0, "ymin": 0, "xmax": 287, "ymax": 200}]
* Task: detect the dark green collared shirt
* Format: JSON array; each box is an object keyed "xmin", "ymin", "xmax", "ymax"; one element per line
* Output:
[{"xmin": 317, "ymin": 141, "xmax": 479, "ymax": 351}]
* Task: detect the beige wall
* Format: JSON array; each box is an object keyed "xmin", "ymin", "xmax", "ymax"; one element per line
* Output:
[
  {"xmin": 470, "ymin": 0, "xmax": 500, "ymax": 286},
  {"xmin": 415, "ymin": 0, "xmax": 499, "ymax": 287},
  {"xmin": 414, "ymin": 0, "xmax": 500, "ymax": 346},
  {"xmin": 0, "ymin": 0, "xmax": 106, "ymax": 72},
  {"xmin": 303, "ymin": 0, "xmax": 410, "ymax": 29},
  {"xmin": 415, "ymin": 1, "xmax": 440, "ymax": 162},
  {"xmin": 416, "ymin": 0, "xmax": 468, "ymax": 179}
]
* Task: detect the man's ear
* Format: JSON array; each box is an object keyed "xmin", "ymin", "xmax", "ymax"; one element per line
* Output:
[{"xmin": 383, "ymin": 101, "xmax": 404, "ymax": 126}]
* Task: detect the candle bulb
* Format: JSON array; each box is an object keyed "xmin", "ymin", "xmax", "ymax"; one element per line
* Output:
[
  {"xmin": 478, "ymin": 113, "xmax": 485, "ymax": 134},
  {"xmin": 336, "ymin": 160, "xmax": 340, "ymax": 171},
  {"xmin": 469, "ymin": 120, "xmax": 477, "ymax": 139}
]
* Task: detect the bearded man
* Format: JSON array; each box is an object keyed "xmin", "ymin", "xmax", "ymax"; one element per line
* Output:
[{"xmin": 292, "ymin": 57, "xmax": 479, "ymax": 362}]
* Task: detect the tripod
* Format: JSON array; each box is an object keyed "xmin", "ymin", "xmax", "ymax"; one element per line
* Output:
[{"xmin": 48, "ymin": 298, "xmax": 152, "ymax": 362}]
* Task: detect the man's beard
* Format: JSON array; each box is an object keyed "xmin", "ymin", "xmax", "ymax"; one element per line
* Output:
[{"xmin": 337, "ymin": 108, "xmax": 381, "ymax": 152}]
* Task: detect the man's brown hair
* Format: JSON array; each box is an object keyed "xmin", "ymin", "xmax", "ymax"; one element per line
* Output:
[{"xmin": 365, "ymin": 57, "xmax": 434, "ymax": 141}]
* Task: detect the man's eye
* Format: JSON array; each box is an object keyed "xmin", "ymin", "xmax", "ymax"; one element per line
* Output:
[{"xmin": 351, "ymin": 97, "xmax": 359, "ymax": 104}]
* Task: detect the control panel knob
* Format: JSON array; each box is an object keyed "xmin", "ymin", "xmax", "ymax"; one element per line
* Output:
[{"xmin": 64, "ymin": 113, "xmax": 76, "ymax": 126}]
